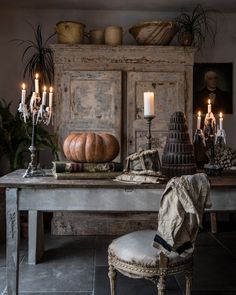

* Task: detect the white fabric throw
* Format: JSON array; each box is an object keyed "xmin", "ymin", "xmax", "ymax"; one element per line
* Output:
[{"xmin": 153, "ymin": 173, "xmax": 211, "ymax": 257}]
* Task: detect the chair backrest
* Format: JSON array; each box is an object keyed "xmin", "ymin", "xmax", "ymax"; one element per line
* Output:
[{"xmin": 153, "ymin": 173, "xmax": 211, "ymax": 256}]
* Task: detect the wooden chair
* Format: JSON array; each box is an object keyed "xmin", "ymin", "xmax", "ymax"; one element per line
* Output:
[
  {"xmin": 108, "ymin": 230, "xmax": 193, "ymax": 295},
  {"xmin": 108, "ymin": 174, "xmax": 210, "ymax": 295}
]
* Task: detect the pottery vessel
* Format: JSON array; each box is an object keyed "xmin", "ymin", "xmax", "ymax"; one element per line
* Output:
[
  {"xmin": 129, "ymin": 21, "xmax": 177, "ymax": 45},
  {"xmin": 56, "ymin": 21, "xmax": 86, "ymax": 44},
  {"xmin": 105, "ymin": 26, "xmax": 123, "ymax": 45},
  {"xmin": 89, "ymin": 29, "xmax": 105, "ymax": 44}
]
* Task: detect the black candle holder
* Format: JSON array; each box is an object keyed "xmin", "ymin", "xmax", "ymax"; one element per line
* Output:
[
  {"xmin": 144, "ymin": 115, "xmax": 155, "ymax": 150},
  {"xmin": 203, "ymin": 117, "xmax": 222, "ymax": 176},
  {"xmin": 193, "ymin": 129, "xmax": 208, "ymax": 169},
  {"xmin": 23, "ymin": 115, "xmax": 45, "ymax": 178}
]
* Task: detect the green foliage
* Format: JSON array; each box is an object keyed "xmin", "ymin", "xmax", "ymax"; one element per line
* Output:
[
  {"xmin": 0, "ymin": 99, "xmax": 58, "ymax": 171},
  {"xmin": 175, "ymin": 4, "xmax": 218, "ymax": 49},
  {"xmin": 14, "ymin": 24, "xmax": 55, "ymax": 86}
]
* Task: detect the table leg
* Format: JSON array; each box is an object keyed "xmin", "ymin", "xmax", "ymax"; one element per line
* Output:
[
  {"xmin": 210, "ymin": 212, "xmax": 217, "ymax": 234},
  {"xmin": 28, "ymin": 211, "xmax": 44, "ymax": 264},
  {"xmin": 6, "ymin": 188, "xmax": 19, "ymax": 295}
]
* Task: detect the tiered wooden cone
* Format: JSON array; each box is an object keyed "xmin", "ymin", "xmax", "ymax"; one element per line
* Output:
[{"xmin": 162, "ymin": 111, "xmax": 196, "ymax": 178}]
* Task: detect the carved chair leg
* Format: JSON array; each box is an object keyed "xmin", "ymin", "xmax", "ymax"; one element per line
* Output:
[
  {"xmin": 157, "ymin": 252, "xmax": 168, "ymax": 295},
  {"xmin": 157, "ymin": 274, "xmax": 166, "ymax": 295},
  {"xmin": 185, "ymin": 272, "xmax": 193, "ymax": 295},
  {"xmin": 108, "ymin": 264, "xmax": 117, "ymax": 295}
]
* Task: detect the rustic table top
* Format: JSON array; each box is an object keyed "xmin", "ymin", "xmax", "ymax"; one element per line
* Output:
[{"xmin": 0, "ymin": 169, "xmax": 236, "ymax": 189}]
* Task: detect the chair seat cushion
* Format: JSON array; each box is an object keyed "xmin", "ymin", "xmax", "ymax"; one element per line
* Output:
[{"xmin": 109, "ymin": 230, "xmax": 191, "ymax": 267}]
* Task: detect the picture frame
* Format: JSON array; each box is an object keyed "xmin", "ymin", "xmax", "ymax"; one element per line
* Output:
[{"xmin": 193, "ymin": 63, "xmax": 233, "ymax": 114}]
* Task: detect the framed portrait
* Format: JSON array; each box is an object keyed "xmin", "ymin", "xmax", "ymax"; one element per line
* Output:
[{"xmin": 193, "ymin": 63, "xmax": 233, "ymax": 114}]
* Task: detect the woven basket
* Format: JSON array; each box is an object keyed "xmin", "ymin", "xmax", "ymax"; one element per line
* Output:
[
  {"xmin": 129, "ymin": 21, "xmax": 177, "ymax": 45},
  {"xmin": 162, "ymin": 112, "xmax": 196, "ymax": 178}
]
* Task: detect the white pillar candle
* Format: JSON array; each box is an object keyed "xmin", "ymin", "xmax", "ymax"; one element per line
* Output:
[
  {"xmin": 208, "ymin": 99, "xmax": 211, "ymax": 114},
  {"xmin": 35, "ymin": 73, "xmax": 39, "ymax": 94},
  {"xmin": 219, "ymin": 112, "xmax": 223, "ymax": 130},
  {"xmin": 49, "ymin": 87, "xmax": 53, "ymax": 107},
  {"xmin": 21, "ymin": 83, "xmax": 26, "ymax": 104},
  {"xmin": 197, "ymin": 111, "xmax": 201, "ymax": 129},
  {"xmin": 143, "ymin": 92, "xmax": 155, "ymax": 117},
  {"xmin": 42, "ymin": 86, "xmax": 47, "ymax": 105}
]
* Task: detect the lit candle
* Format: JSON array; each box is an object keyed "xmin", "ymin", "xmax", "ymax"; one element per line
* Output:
[
  {"xmin": 208, "ymin": 99, "xmax": 211, "ymax": 113},
  {"xmin": 197, "ymin": 111, "xmax": 201, "ymax": 129},
  {"xmin": 143, "ymin": 92, "xmax": 155, "ymax": 117},
  {"xmin": 35, "ymin": 73, "xmax": 39, "ymax": 94},
  {"xmin": 42, "ymin": 86, "xmax": 47, "ymax": 105},
  {"xmin": 219, "ymin": 112, "xmax": 223, "ymax": 130},
  {"xmin": 49, "ymin": 87, "xmax": 53, "ymax": 107},
  {"xmin": 21, "ymin": 83, "xmax": 26, "ymax": 104}
]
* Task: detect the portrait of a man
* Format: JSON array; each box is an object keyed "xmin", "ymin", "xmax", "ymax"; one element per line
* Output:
[{"xmin": 193, "ymin": 63, "xmax": 233, "ymax": 114}]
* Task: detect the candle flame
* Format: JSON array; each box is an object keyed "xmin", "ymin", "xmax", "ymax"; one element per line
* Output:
[
  {"xmin": 43, "ymin": 86, "xmax": 47, "ymax": 92},
  {"xmin": 35, "ymin": 73, "xmax": 39, "ymax": 79},
  {"xmin": 208, "ymin": 99, "xmax": 211, "ymax": 105},
  {"xmin": 198, "ymin": 111, "xmax": 201, "ymax": 117},
  {"xmin": 22, "ymin": 83, "xmax": 26, "ymax": 90},
  {"xmin": 219, "ymin": 112, "xmax": 223, "ymax": 118},
  {"xmin": 49, "ymin": 86, "xmax": 53, "ymax": 93}
]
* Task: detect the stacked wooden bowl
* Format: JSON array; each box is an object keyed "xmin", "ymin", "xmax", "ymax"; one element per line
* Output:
[{"xmin": 162, "ymin": 112, "xmax": 196, "ymax": 178}]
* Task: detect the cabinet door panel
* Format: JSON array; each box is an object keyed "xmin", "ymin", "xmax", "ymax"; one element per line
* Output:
[
  {"xmin": 127, "ymin": 71, "xmax": 185, "ymax": 158},
  {"xmin": 55, "ymin": 70, "xmax": 122, "ymax": 162}
]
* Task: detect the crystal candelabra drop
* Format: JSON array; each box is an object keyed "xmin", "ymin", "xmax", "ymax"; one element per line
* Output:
[{"xmin": 18, "ymin": 75, "xmax": 54, "ymax": 178}]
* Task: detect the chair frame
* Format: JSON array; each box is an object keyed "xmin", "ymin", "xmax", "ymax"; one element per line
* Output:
[{"xmin": 108, "ymin": 249, "xmax": 193, "ymax": 295}]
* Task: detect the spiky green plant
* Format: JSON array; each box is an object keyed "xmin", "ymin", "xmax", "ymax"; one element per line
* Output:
[
  {"xmin": 175, "ymin": 4, "xmax": 218, "ymax": 49},
  {"xmin": 14, "ymin": 24, "xmax": 55, "ymax": 86},
  {"xmin": 0, "ymin": 99, "xmax": 58, "ymax": 171}
]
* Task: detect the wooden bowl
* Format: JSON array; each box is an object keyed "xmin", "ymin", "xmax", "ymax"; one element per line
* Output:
[{"xmin": 129, "ymin": 21, "xmax": 177, "ymax": 45}]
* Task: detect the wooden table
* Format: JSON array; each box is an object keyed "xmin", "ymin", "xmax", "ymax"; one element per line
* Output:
[{"xmin": 1, "ymin": 170, "xmax": 236, "ymax": 295}]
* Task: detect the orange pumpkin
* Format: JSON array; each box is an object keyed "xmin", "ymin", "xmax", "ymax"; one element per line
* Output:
[{"xmin": 63, "ymin": 132, "xmax": 120, "ymax": 163}]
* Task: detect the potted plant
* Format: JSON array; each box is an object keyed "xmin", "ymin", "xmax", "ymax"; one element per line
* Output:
[{"xmin": 175, "ymin": 4, "xmax": 218, "ymax": 49}]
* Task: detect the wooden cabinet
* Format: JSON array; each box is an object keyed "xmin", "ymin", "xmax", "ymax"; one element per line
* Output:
[
  {"xmin": 52, "ymin": 45, "xmax": 196, "ymax": 164},
  {"xmin": 51, "ymin": 44, "xmax": 196, "ymax": 235}
]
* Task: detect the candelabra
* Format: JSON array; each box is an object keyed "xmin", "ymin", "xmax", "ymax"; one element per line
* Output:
[
  {"xmin": 18, "ymin": 81, "xmax": 53, "ymax": 178},
  {"xmin": 144, "ymin": 115, "xmax": 155, "ymax": 150}
]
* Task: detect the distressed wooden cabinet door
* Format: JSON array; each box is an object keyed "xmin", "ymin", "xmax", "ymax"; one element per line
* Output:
[
  {"xmin": 127, "ymin": 71, "xmax": 185, "ymax": 158},
  {"xmin": 55, "ymin": 70, "xmax": 122, "ymax": 162}
]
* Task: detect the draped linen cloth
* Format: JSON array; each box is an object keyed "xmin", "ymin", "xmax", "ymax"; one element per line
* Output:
[{"xmin": 153, "ymin": 173, "xmax": 211, "ymax": 257}]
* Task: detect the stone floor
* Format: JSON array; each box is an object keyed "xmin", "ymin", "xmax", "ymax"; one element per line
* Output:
[{"xmin": 0, "ymin": 224, "xmax": 236, "ymax": 294}]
